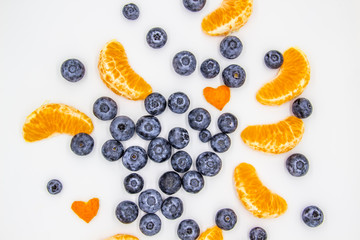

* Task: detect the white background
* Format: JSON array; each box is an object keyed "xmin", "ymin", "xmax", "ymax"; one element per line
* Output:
[{"xmin": 1, "ymin": 0, "xmax": 360, "ymax": 239}]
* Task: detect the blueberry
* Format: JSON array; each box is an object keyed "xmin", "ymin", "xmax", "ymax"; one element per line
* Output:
[
  {"xmin": 158, "ymin": 171, "xmax": 182, "ymax": 195},
  {"xmin": 173, "ymin": 51, "xmax": 197, "ymax": 76},
  {"xmin": 215, "ymin": 208, "xmax": 237, "ymax": 230},
  {"xmin": 93, "ymin": 97, "xmax": 117, "ymax": 121},
  {"xmin": 302, "ymin": 206, "xmax": 324, "ymax": 227},
  {"xmin": 171, "ymin": 151, "xmax": 192, "ymax": 173},
  {"xmin": 122, "ymin": 3, "xmax": 139, "ymax": 20},
  {"xmin": 292, "ymin": 98, "xmax": 313, "ymax": 119},
  {"xmin": 47, "ymin": 179, "xmax": 62, "ymax": 195},
  {"xmin": 196, "ymin": 152, "xmax": 222, "ymax": 177},
  {"xmin": 146, "ymin": 27, "xmax": 167, "ymax": 49},
  {"xmin": 217, "ymin": 113, "xmax": 238, "ymax": 133},
  {"xmin": 61, "ymin": 59, "xmax": 85, "ymax": 82},
  {"xmin": 249, "ymin": 227, "xmax": 267, "ymax": 240},
  {"xmin": 222, "ymin": 64, "xmax": 246, "ymax": 88},
  {"xmin": 200, "ymin": 58, "xmax": 220, "ymax": 79},
  {"xmin": 110, "ymin": 116, "xmax": 135, "ymax": 141},
  {"xmin": 264, "ymin": 50, "xmax": 283, "ymax": 69},
  {"xmin": 124, "ymin": 173, "xmax": 144, "ymax": 194},
  {"xmin": 168, "ymin": 92, "xmax": 190, "ymax": 114},
  {"xmin": 220, "ymin": 36, "xmax": 243, "ymax": 59},
  {"xmin": 147, "ymin": 137, "xmax": 172, "ymax": 163},
  {"xmin": 139, "ymin": 213, "xmax": 162, "ymax": 236},
  {"xmin": 199, "ymin": 129, "xmax": 212, "ymax": 143},
  {"xmin": 101, "ymin": 139, "xmax": 124, "ymax": 161},
  {"xmin": 183, "ymin": 0, "xmax": 206, "ymax": 12},
  {"xmin": 115, "ymin": 200, "xmax": 139, "ymax": 224},
  {"xmin": 135, "ymin": 115, "xmax": 161, "ymax": 140},
  {"xmin": 168, "ymin": 127, "xmax": 190, "ymax": 149},
  {"xmin": 177, "ymin": 219, "xmax": 200, "ymax": 240},
  {"xmin": 188, "ymin": 108, "xmax": 211, "ymax": 131},
  {"xmin": 144, "ymin": 92, "xmax": 166, "ymax": 116},
  {"xmin": 122, "ymin": 146, "xmax": 148, "ymax": 171},
  {"xmin": 286, "ymin": 153, "xmax": 309, "ymax": 177},
  {"xmin": 182, "ymin": 171, "xmax": 204, "ymax": 194},
  {"xmin": 161, "ymin": 196, "xmax": 183, "ymax": 220},
  {"xmin": 138, "ymin": 189, "xmax": 163, "ymax": 213},
  {"xmin": 210, "ymin": 133, "xmax": 231, "ymax": 153},
  {"xmin": 70, "ymin": 133, "xmax": 94, "ymax": 156}
]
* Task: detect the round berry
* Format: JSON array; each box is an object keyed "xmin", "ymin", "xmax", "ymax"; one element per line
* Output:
[
  {"xmin": 188, "ymin": 108, "xmax": 211, "ymax": 131},
  {"xmin": 47, "ymin": 179, "xmax": 62, "ymax": 195},
  {"xmin": 200, "ymin": 58, "xmax": 220, "ymax": 79},
  {"xmin": 173, "ymin": 51, "xmax": 197, "ymax": 76},
  {"xmin": 292, "ymin": 98, "xmax": 313, "ymax": 119},
  {"xmin": 161, "ymin": 196, "xmax": 183, "ymax": 220},
  {"xmin": 210, "ymin": 133, "xmax": 231, "ymax": 153},
  {"xmin": 183, "ymin": 0, "xmax": 206, "ymax": 12},
  {"xmin": 70, "ymin": 133, "xmax": 94, "ymax": 156},
  {"xmin": 168, "ymin": 127, "xmax": 190, "ymax": 149},
  {"xmin": 220, "ymin": 36, "xmax": 243, "ymax": 59},
  {"xmin": 101, "ymin": 139, "xmax": 124, "ymax": 161},
  {"xmin": 61, "ymin": 59, "xmax": 85, "ymax": 82},
  {"xmin": 158, "ymin": 171, "xmax": 182, "ymax": 195},
  {"xmin": 146, "ymin": 27, "xmax": 167, "ymax": 49},
  {"xmin": 264, "ymin": 50, "xmax": 283, "ymax": 69},
  {"xmin": 138, "ymin": 189, "xmax": 163, "ymax": 214},
  {"xmin": 144, "ymin": 92, "xmax": 166, "ymax": 116},
  {"xmin": 115, "ymin": 200, "xmax": 139, "ymax": 224},
  {"xmin": 182, "ymin": 171, "xmax": 204, "ymax": 194},
  {"xmin": 286, "ymin": 153, "xmax": 309, "ymax": 177},
  {"xmin": 93, "ymin": 97, "xmax": 117, "ymax": 121},
  {"xmin": 135, "ymin": 115, "xmax": 161, "ymax": 140},
  {"xmin": 177, "ymin": 219, "xmax": 200, "ymax": 240},
  {"xmin": 196, "ymin": 151, "xmax": 222, "ymax": 177},
  {"xmin": 217, "ymin": 113, "xmax": 238, "ymax": 133},
  {"xmin": 122, "ymin": 146, "xmax": 148, "ymax": 171},
  {"xmin": 122, "ymin": 3, "xmax": 139, "ymax": 20},
  {"xmin": 110, "ymin": 116, "xmax": 135, "ymax": 141},
  {"xmin": 147, "ymin": 137, "xmax": 172, "ymax": 163},
  {"xmin": 171, "ymin": 151, "xmax": 192, "ymax": 173},
  {"xmin": 222, "ymin": 64, "xmax": 246, "ymax": 88},
  {"xmin": 215, "ymin": 208, "xmax": 237, "ymax": 230},
  {"xmin": 124, "ymin": 173, "xmax": 144, "ymax": 194},
  {"xmin": 139, "ymin": 213, "xmax": 161, "ymax": 236},
  {"xmin": 302, "ymin": 205, "xmax": 324, "ymax": 227},
  {"xmin": 168, "ymin": 92, "xmax": 190, "ymax": 114},
  {"xmin": 199, "ymin": 129, "xmax": 212, "ymax": 143},
  {"xmin": 249, "ymin": 227, "xmax": 267, "ymax": 240}
]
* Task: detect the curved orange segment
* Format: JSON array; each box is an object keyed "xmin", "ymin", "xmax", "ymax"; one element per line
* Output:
[
  {"xmin": 98, "ymin": 39, "xmax": 152, "ymax": 100},
  {"xmin": 241, "ymin": 116, "xmax": 304, "ymax": 154},
  {"xmin": 198, "ymin": 225, "xmax": 223, "ymax": 240},
  {"xmin": 201, "ymin": 0, "xmax": 253, "ymax": 36},
  {"xmin": 256, "ymin": 47, "xmax": 310, "ymax": 105},
  {"xmin": 234, "ymin": 162, "xmax": 287, "ymax": 218},
  {"xmin": 104, "ymin": 234, "xmax": 139, "ymax": 240},
  {"xmin": 23, "ymin": 103, "xmax": 93, "ymax": 142}
]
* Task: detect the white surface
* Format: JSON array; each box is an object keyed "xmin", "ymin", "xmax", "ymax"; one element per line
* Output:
[{"xmin": 1, "ymin": 0, "xmax": 360, "ymax": 239}]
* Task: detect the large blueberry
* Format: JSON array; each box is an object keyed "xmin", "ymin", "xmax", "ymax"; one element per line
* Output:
[
  {"xmin": 158, "ymin": 171, "xmax": 182, "ymax": 195},
  {"xmin": 173, "ymin": 51, "xmax": 197, "ymax": 76},
  {"xmin": 222, "ymin": 64, "xmax": 246, "ymax": 88},
  {"xmin": 171, "ymin": 151, "xmax": 192, "ymax": 173},
  {"xmin": 101, "ymin": 139, "xmax": 124, "ymax": 161},
  {"xmin": 286, "ymin": 153, "xmax": 309, "ymax": 177},
  {"xmin": 110, "ymin": 116, "xmax": 135, "ymax": 141},
  {"xmin": 177, "ymin": 219, "xmax": 200, "ymax": 240},
  {"xmin": 196, "ymin": 152, "xmax": 222, "ymax": 177},
  {"xmin": 135, "ymin": 115, "xmax": 161, "ymax": 140},
  {"xmin": 249, "ymin": 227, "xmax": 267, "ymax": 240},
  {"xmin": 161, "ymin": 196, "xmax": 183, "ymax": 220},
  {"xmin": 168, "ymin": 127, "xmax": 190, "ymax": 149},
  {"xmin": 122, "ymin": 146, "xmax": 148, "ymax": 171},
  {"xmin": 183, "ymin": 0, "xmax": 206, "ymax": 12},
  {"xmin": 61, "ymin": 59, "xmax": 85, "ymax": 82},
  {"xmin": 264, "ymin": 50, "xmax": 283, "ymax": 69},
  {"xmin": 122, "ymin": 3, "xmax": 140, "ymax": 20},
  {"xmin": 188, "ymin": 108, "xmax": 211, "ymax": 131},
  {"xmin": 168, "ymin": 92, "xmax": 190, "ymax": 114},
  {"xmin": 302, "ymin": 205, "xmax": 324, "ymax": 227},
  {"xmin": 210, "ymin": 133, "xmax": 231, "ymax": 153},
  {"xmin": 182, "ymin": 171, "xmax": 204, "ymax": 194},
  {"xmin": 47, "ymin": 179, "xmax": 62, "ymax": 195},
  {"xmin": 124, "ymin": 173, "xmax": 144, "ymax": 194},
  {"xmin": 70, "ymin": 133, "xmax": 94, "ymax": 156},
  {"xmin": 215, "ymin": 208, "xmax": 237, "ymax": 230},
  {"xmin": 139, "ymin": 213, "xmax": 162, "ymax": 236},
  {"xmin": 138, "ymin": 189, "xmax": 163, "ymax": 214},
  {"xmin": 292, "ymin": 98, "xmax": 313, "ymax": 119},
  {"xmin": 147, "ymin": 137, "xmax": 172, "ymax": 163},
  {"xmin": 220, "ymin": 36, "xmax": 243, "ymax": 59},
  {"xmin": 144, "ymin": 92, "xmax": 166, "ymax": 116},
  {"xmin": 200, "ymin": 58, "xmax": 220, "ymax": 79},
  {"xmin": 146, "ymin": 27, "xmax": 167, "ymax": 49},
  {"xmin": 115, "ymin": 200, "xmax": 139, "ymax": 224},
  {"xmin": 93, "ymin": 96, "xmax": 117, "ymax": 121},
  {"xmin": 217, "ymin": 113, "xmax": 238, "ymax": 133}
]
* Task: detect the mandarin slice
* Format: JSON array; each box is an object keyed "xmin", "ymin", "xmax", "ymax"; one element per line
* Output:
[
  {"xmin": 241, "ymin": 116, "xmax": 304, "ymax": 154},
  {"xmin": 98, "ymin": 39, "xmax": 152, "ymax": 100},
  {"xmin": 23, "ymin": 103, "xmax": 93, "ymax": 142},
  {"xmin": 201, "ymin": 0, "xmax": 253, "ymax": 36},
  {"xmin": 104, "ymin": 234, "xmax": 139, "ymax": 240},
  {"xmin": 256, "ymin": 47, "xmax": 310, "ymax": 105},
  {"xmin": 234, "ymin": 162, "xmax": 287, "ymax": 218},
  {"xmin": 198, "ymin": 225, "xmax": 223, "ymax": 240}
]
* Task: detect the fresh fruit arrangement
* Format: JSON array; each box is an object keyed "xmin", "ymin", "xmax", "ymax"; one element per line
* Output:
[{"xmin": 21, "ymin": 0, "xmax": 323, "ymax": 239}]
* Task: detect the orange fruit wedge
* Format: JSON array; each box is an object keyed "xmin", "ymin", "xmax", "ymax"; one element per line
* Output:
[
  {"xmin": 104, "ymin": 234, "xmax": 139, "ymax": 240},
  {"xmin": 22, "ymin": 103, "xmax": 94, "ymax": 142},
  {"xmin": 256, "ymin": 47, "xmax": 310, "ymax": 105},
  {"xmin": 201, "ymin": 0, "xmax": 253, "ymax": 36},
  {"xmin": 98, "ymin": 39, "xmax": 152, "ymax": 100},
  {"xmin": 234, "ymin": 162, "xmax": 287, "ymax": 218},
  {"xmin": 241, "ymin": 116, "xmax": 304, "ymax": 154},
  {"xmin": 198, "ymin": 225, "xmax": 223, "ymax": 240}
]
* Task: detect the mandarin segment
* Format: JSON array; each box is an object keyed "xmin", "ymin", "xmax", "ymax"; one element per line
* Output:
[
  {"xmin": 23, "ymin": 103, "xmax": 93, "ymax": 142},
  {"xmin": 198, "ymin": 225, "xmax": 223, "ymax": 240},
  {"xmin": 241, "ymin": 116, "xmax": 304, "ymax": 154},
  {"xmin": 256, "ymin": 47, "xmax": 310, "ymax": 105},
  {"xmin": 201, "ymin": 0, "xmax": 253, "ymax": 36},
  {"xmin": 234, "ymin": 162, "xmax": 287, "ymax": 218},
  {"xmin": 104, "ymin": 234, "xmax": 139, "ymax": 240},
  {"xmin": 98, "ymin": 39, "xmax": 152, "ymax": 100}
]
